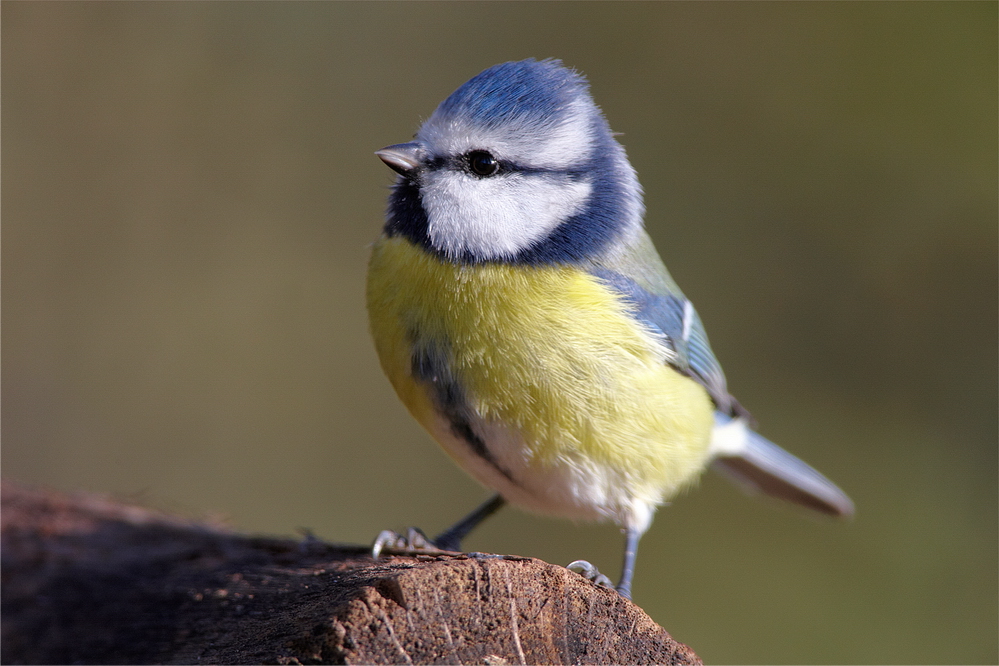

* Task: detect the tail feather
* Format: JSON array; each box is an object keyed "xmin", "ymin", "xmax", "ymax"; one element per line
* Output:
[{"xmin": 710, "ymin": 413, "xmax": 854, "ymax": 518}]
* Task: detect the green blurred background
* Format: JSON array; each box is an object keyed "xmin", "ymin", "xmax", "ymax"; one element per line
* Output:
[{"xmin": 3, "ymin": 3, "xmax": 996, "ymax": 663}]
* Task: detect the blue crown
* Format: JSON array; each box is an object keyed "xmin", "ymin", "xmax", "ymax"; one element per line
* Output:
[{"xmin": 434, "ymin": 59, "xmax": 590, "ymax": 128}]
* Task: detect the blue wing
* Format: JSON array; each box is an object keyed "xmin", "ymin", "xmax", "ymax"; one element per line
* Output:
[
  {"xmin": 586, "ymin": 231, "xmax": 737, "ymax": 416},
  {"xmin": 586, "ymin": 230, "xmax": 854, "ymax": 518}
]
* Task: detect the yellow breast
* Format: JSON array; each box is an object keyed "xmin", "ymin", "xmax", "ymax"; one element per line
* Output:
[{"xmin": 366, "ymin": 235, "xmax": 715, "ymax": 506}]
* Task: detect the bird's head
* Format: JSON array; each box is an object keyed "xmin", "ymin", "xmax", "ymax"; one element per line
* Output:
[{"xmin": 377, "ymin": 58, "xmax": 644, "ymax": 264}]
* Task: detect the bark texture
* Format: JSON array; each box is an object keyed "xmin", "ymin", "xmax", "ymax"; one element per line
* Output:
[{"xmin": 1, "ymin": 483, "xmax": 700, "ymax": 665}]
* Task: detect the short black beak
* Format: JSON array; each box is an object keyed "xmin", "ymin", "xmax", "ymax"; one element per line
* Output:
[{"xmin": 375, "ymin": 142, "xmax": 424, "ymax": 176}]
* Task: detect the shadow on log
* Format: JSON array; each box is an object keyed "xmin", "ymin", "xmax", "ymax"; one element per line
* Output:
[{"xmin": 1, "ymin": 482, "xmax": 700, "ymax": 665}]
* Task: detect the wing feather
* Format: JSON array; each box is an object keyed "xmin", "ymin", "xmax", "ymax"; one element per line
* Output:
[
  {"xmin": 586, "ymin": 231, "xmax": 734, "ymax": 414},
  {"xmin": 588, "ymin": 231, "xmax": 854, "ymax": 517}
]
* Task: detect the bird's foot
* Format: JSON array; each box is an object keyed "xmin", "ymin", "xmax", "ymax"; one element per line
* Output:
[
  {"xmin": 371, "ymin": 528, "xmax": 457, "ymax": 559},
  {"xmin": 567, "ymin": 559, "xmax": 633, "ymax": 599},
  {"xmin": 566, "ymin": 559, "xmax": 614, "ymax": 589}
]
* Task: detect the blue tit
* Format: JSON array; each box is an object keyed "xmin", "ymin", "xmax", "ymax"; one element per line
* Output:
[{"xmin": 367, "ymin": 58, "xmax": 853, "ymax": 600}]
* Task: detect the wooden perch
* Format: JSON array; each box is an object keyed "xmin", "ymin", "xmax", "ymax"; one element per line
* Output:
[{"xmin": 0, "ymin": 482, "xmax": 700, "ymax": 665}]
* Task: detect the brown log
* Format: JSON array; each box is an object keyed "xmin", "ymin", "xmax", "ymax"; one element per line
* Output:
[{"xmin": 0, "ymin": 482, "xmax": 700, "ymax": 665}]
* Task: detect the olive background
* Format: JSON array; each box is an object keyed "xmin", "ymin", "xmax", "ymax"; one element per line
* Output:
[{"xmin": 3, "ymin": 3, "xmax": 996, "ymax": 663}]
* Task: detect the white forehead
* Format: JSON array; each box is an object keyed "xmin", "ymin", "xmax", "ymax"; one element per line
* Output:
[{"xmin": 416, "ymin": 98, "xmax": 596, "ymax": 170}]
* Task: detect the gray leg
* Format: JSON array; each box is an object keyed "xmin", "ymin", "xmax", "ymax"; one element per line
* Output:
[
  {"xmin": 433, "ymin": 493, "xmax": 505, "ymax": 552},
  {"xmin": 615, "ymin": 527, "xmax": 641, "ymax": 600}
]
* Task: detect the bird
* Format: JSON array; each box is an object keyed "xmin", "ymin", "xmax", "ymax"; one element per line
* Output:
[{"xmin": 366, "ymin": 58, "xmax": 853, "ymax": 600}]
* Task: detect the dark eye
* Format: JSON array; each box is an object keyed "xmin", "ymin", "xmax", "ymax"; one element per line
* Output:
[{"xmin": 467, "ymin": 150, "xmax": 499, "ymax": 177}]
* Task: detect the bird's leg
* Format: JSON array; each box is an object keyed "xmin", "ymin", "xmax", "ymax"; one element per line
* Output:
[
  {"xmin": 371, "ymin": 494, "xmax": 505, "ymax": 558},
  {"xmin": 615, "ymin": 527, "xmax": 641, "ymax": 600},
  {"xmin": 432, "ymin": 493, "xmax": 506, "ymax": 552},
  {"xmin": 567, "ymin": 527, "xmax": 642, "ymax": 600}
]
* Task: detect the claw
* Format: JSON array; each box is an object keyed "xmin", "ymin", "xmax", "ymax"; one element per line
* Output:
[
  {"xmin": 566, "ymin": 560, "xmax": 614, "ymax": 589},
  {"xmin": 371, "ymin": 530, "xmax": 400, "ymax": 559},
  {"xmin": 371, "ymin": 527, "xmax": 451, "ymax": 559}
]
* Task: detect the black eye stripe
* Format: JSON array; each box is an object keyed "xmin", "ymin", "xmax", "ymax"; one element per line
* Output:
[
  {"xmin": 426, "ymin": 156, "xmax": 448, "ymax": 170},
  {"xmin": 423, "ymin": 154, "xmax": 587, "ymax": 180}
]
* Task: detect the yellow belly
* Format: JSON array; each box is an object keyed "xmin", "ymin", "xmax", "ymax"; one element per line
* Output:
[{"xmin": 366, "ymin": 235, "xmax": 714, "ymax": 526}]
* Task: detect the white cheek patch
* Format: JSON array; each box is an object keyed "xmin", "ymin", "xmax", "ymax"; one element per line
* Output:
[
  {"xmin": 419, "ymin": 99, "xmax": 595, "ymax": 171},
  {"xmin": 421, "ymin": 170, "xmax": 593, "ymax": 259}
]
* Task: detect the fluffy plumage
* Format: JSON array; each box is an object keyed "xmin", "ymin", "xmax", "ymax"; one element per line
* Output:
[{"xmin": 367, "ymin": 58, "xmax": 853, "ymax": 599}]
